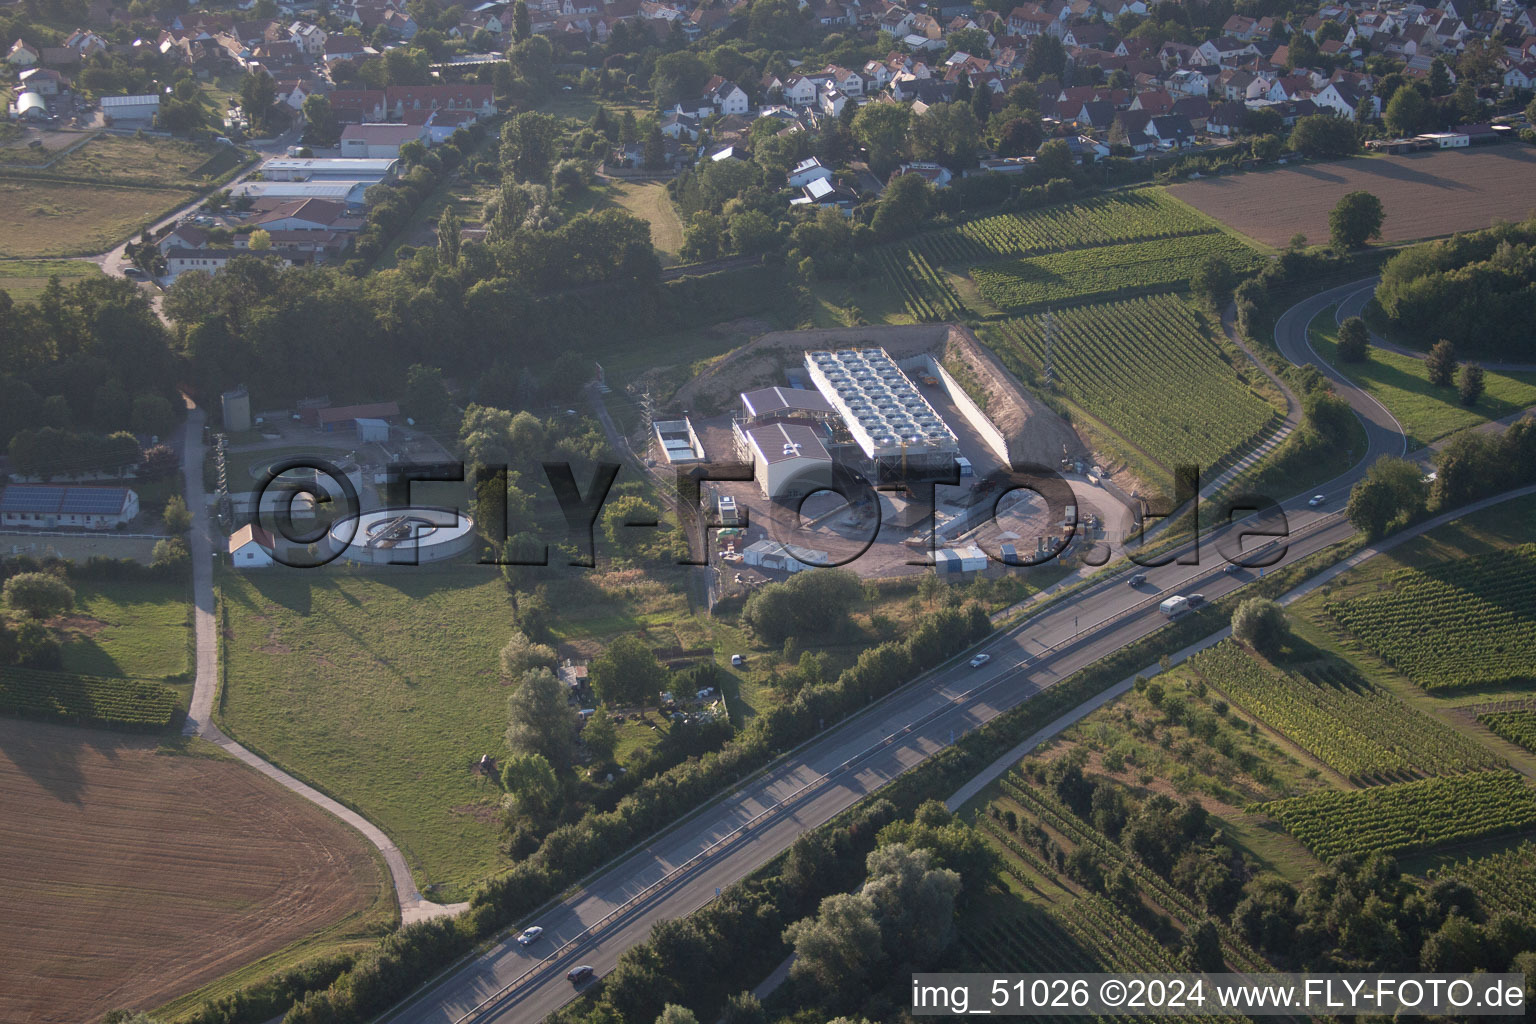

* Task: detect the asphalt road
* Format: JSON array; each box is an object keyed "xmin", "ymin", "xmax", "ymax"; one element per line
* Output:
[{"xmin": 382, "ymin": 280, "xmax": 1422, "ymax": 1024}]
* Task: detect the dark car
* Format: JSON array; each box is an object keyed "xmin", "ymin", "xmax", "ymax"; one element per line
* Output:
[
  {"xmin": 122, "ymin": 266, "xmax": 145, "ymax": 278},
  {"xmin": 567, "ymin": 965, "xmax": 594, "ymax": 985},
  {"xmin": 1223, "ymin": 564, "xmax": 1242, "ymax": 575},
  {"xmin": 1128, "ymin": 573, "xmax": 1148, "ymax": 586}
]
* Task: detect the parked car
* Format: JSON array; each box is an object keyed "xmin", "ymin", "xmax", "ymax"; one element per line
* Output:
[
  {"xmin": 567, "ymin": 965, "xmax": 595, "ymax": 985},
  {"xmin": 730, "ymin": 654, "xmax": 745, "ymax": 667},
  {"xmin": 1128, "ymin": 573, "xmax": 1148, "ymax": 587},
  {"xmin": 1308, "ymin": 494, "xmax": 1327, "ymax": 507},
  {"xmin": 516, "ymin": 926, "xmax": 543, "ymax": 947},
  {"xmin": 969, "ymin": 653, "xmax": 991, "ymax": 668},
  {"xmin": 122, "ymin": 266, "xmax": 145, "ymax": 278}
]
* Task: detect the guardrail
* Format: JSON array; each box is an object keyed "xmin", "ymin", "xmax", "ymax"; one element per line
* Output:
[{"xmin": 449, "ymin": 509, "xmax": 1350, "ymax": 1024}]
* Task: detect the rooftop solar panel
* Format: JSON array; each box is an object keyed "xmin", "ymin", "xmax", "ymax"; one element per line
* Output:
[
  {"xmin": 60, "ymin": 489, "xmax": 127, "ymax": 515},
  {"xmin": 0, "ymin": 486, "xmax": 65, "ymax": 513}
]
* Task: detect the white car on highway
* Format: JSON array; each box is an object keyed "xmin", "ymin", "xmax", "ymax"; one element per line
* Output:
[
  {"xmin": 969, "ymin": 654, "xmax": 991, "ymax": 668},
  {"xmin": 517, "ymin": 926, "xmax": 543, "ymax": 947},
  {"xmin": 1308, "ymin": 494, "xmax": 1327, "ymax": 507}
]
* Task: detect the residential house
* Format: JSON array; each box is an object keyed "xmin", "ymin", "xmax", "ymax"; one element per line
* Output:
[
  {"xmin": 1130, "ymin": 89, "xmax": 1174, "ymax": 115},
  {"xmin": 659, "ymin": 109, "xmax": 701, "ymax": 139},
  {"xmin": 289, "ymin": 20, "xmax": 328, "ymax": 54},
  {"xmin": 892, "ymin": 161, "xmax": 952, "ymax": 187},
  {"xmin": 1147, "ymin": 113, "xmax": 1195, "ymax": 147},
  {"xmin": 328, "ymin": 89, "xmax": 389, "ymax": 123},
  {"xmin": 790, "ymin": 175, "xmax": 858, "ymax": 213},
  {"xmin": 1503, "ymin": 61, "xmax": 1536, "ymax": 90},
  {"xmin": 704, "ymin": 75, "xmax": 751, "ymax": 115},
  {"xmin": 819, "ymin": 85, "xmax": 849, "ymax": 117},
  {"xmin": 63, "ymin": 28, "xmax": 109, "ymax": 56},
  {"xmin": 787, "ymin": 157, "xmax": 834, "ymax": 188},
  {"xmin": 324, "ymin": 33, "xmax": 368, "ymax": 62},
  {"xmin": 1266, "ymin": 75, "xmax": 1314, "ymax": 102},
  {"xmin": 1169, "ymin": 67, "xmax": 1210, "ymax": 96},
  {"xmin": 17, "ymin": 67, "xmax": 68, "ymax": 96},
  {"xmin": 1314, "ymin": 80, "xmax": 1376, "ymax": 120},
  {"xmin": 1005, "ymin": 5, "xmax": 1055, "ymax": 37},
  {"xmin": 6, "ymin": 38, "xmax": 40, "ymax": 66},
  {"xmin": 1171, "ymin": 95, "xmax": 1212, "ymax": 128},
  {"xmin": 385, "ymin": 84, "xmax": 496, "ymax": 119},
  {"xmin": 1205, "ymin": 100, "xmax": 1247, "ymax": 136},
  {"xmin": 229, "ymin": 524, "xmax": 276, "ymax": 567}
]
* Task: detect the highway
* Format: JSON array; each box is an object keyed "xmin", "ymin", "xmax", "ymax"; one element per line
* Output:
[{"xmin": 383, "ymin": 280, "xmax": 1418, "ymax": 1024}]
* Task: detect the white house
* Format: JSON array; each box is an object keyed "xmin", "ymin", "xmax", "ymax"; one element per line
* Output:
[
  {"xmin": 229, "ymin": 523, "xmax": 276, "ymax": 567},
  {"xmin": 1504, "ymin": 62, "xmax": 1535, "ymax": 91},
  {"xmin": 1168, "ymin": 68, "xmax": 1210, "ymax": 96},
  {"xmin": 704, "ymin": 76, "xmax": 750, "ymax": 115},
  {"xmin": 289, "ymin": 21, "xmax": 328, "ymax": 54},
  {"xmin": 0, "ymin": 484, "xmax": 139, "ymax": 530},
  {"xmin": 778, "ymin": 74, "xmax": 819, "ymax": 107},
  {"xmin": 1314, "ymin": 81, "xmax": 1376, "ymax": 120},
  {"xmin": 787, "ymin": 157, "xmax": 834, "ymax": 188}
]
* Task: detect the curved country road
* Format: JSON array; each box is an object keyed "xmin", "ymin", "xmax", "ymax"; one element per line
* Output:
[
  {"xmin": 370, "ymin": 271, "xmax": 1536, "ymax": 1024},
  {"xmin": 179, "ymin": 404, "xmax": 465, "ymax": 924}
]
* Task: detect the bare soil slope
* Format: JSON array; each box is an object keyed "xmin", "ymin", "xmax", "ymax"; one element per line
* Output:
[
  {"xmin": 1169, "ymin": 147, "xmax": 1536, "ymax": 248},
  {"xmin": 0, "ymin": 719, "xmax": 384, "ymax": 1023}
]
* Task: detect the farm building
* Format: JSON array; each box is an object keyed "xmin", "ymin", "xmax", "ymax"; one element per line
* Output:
[
  {"xmin": 741, "ymin": 538, "xmax": 828, "ymax": 573},
  {"xmin": 339, "ymin": 123, "xmax": 428, "ymax": 158},
  {"xmin": 12, "ymin": 90, "xmax": 47, "ymax": 121},
  {"xmin": 354, "ymin": 417, "xmax": 389, "ymax": 442},
  {"xmin": 0, "ymin": 484, "xmax": 139, "ymax": 529},
  {"xmin": 99, "ymin": 93, "xmax": 159, "ymax": 125},
  {"xmin": 228, "ymin": 523, "xmax": 276, "ymax": 568}
]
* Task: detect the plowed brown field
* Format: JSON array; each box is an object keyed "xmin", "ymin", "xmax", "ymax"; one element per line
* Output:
[
  {"xmin": 0, "ymin": 719, "xmax": 385, "ymax": 1023},
  {"xmin": 1169, "ymin": 145, "xmax": 1536, "ymax": 248}
]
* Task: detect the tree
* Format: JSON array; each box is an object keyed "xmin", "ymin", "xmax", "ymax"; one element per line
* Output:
[
  {"xmin": 583, "ymin": 705, "xmax": 617, "ymax": 764},
  {"xmin": 870, "ymin": 171, "xmax": 933, "ymax": 240},
  {"xmin": 505, "ymin": 666, "xmax": 576, "ymax": 768},
  {"xmin": 404, "ymin": 363, "xmax": 453, "ymax": 428},
  {"xmin": 500, "ymin": 629, "xmax": 556, "ymax": 677},
  {"xmin": 1288, "ymin": 113, "xmax": 1358, "ymax": 158},
  {"xmin": 501, "ymin": 111, "xmax": 560, "ymax": 183},
  {"xmin": 783, "ymin": 892, "xmax": 884, "ymax": 997},
  {"xmin": 1337, "ymin": 316, "xmax": 1370, "ymax": 362},
  {"xmin": 1425, "ymin": 339, "xmax": 1458, "ymax": 387},
  {"xmin": 162, "ymin": 495, "xmax": 191, "ymax": 534},
  {"xmin": 501, "ymin": 751, "xmax": 560, "ymax": 815},
  {"xmin": 851, "ymin": 103, "xmax": 910, "ymax": 177},
  {"xmin": 1189, "ymin": 255, "xmax": 1235, "ymax": 311},
  {"xmin": 861, "ymin": 843, "xmax": 962, "ymax": 970},
  {"xmin": 589, "ymin": 635, "xmax": 667, "ymax": 707},
  {"xmin": 513, "ymin": 0, "xmax": 531, "ymax": 41},
  {"xmin": 1458, "ymin": 364, "xmax": 1485, "ymax": 406},
  {"xmin": 654, "ymin": 1006, "xmax": 698, "ymax": 1024},
  {"xmin": 1180, "ymin": 919, "xmax": 1225, "ymax": 973},
  {"xmin": 1329, "ymin": 191, "xmax": 1384, "ymax": 250},
  {"xmin": 152, "ymin": 537, "xmax": 189, "ymax": 568},
  {"xmin": 3, "ymin": 573, "xmax": 74, "ymax": 619},
  {"xmin": 1034, "ymin": 138, "xmax": 1074, "ymax": 178},
  {"xmin": 1231, "ymin": 597, "xmax": 1288, "ymax": 655},
  {"xmin": 1428, "ymin": 57, "xmax": 1452, "ymax": 97},
  {"xmin": 1346, "ymin": 456, "xmax": 1427, "ymax": 538},
  {"xmin": 247, "ymin": 229, "xmax": 272, "ymax": 251},
  {"xmin": 1384, "ymin": 85, "xmax": 1433, "ymax": 137},
  {"xmin": 651, "ymin": 51, "xmax": 710, "ymax": 110},
  {"xmin": 437, "ymin": 206, "xmax": 462, "ymax": 266},
  {"xmin": 908, "ymin": 103, "xmax": 981, "ymax": 171},
  {"xmin": 240, "ymin": 71, "xmax": 277, "ymax": 132},
  {"xmin": 719, "ymin": 992, "xmax": 766, "ymax": 1024},
  {"xmin": 996, "ymin": 117, "xmax": 1042, "ymax": 157},
  {"xmin": 301, "ymin": 93, "xmax": 338, "ymax": 145}
]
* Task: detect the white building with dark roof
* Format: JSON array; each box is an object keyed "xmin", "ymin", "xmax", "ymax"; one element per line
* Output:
[{"xmin": 0, "ymin": 484, "xmax": 139, "ymax": 529}]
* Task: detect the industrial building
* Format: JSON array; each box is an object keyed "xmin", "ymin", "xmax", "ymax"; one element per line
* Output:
[
  {"xmin": 653, "ymin": 418, "xmax": 704, "ymax": 464},
  {"xmin": 736, "ymin": 420, "xmax": 834, "ymax": 499},
  {"xmin": 803, "ymin": 348, "xmax": 958, "ymax": 478},
  {"xmin": 228, "ymin": 180, "xmax": 375, "ymax": 212},
  {"xmin": 259, "ymin": 157, "xmax": 399, "ymax": 182}
]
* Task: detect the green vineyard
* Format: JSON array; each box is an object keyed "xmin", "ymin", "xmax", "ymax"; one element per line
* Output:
[
  {"xmin": 908, "ymin": 189, "xmax": 1223, "ymax": 267},
  {"xmin": 971, "ymin": 233, "xmax": 1265, "ymax": 312},
  {"xmin": 1449, "ymin": 841, "xmax": 1536, "ymax": 918},
  {"xmin": 1479, "ymin": 709, "xmax": 1536, "ymax": 753},
  {"xmin": 1188, "ymin": 642, "xmax": 1499, "ymax": 783},
  {"xmin": 0, "ymin": 665, "xmax": 181, "ymax": 730},
  {"xmin": 873, "ymin": 245, "xmax": 966, "ymax": 322},
  {"xmin": 1324, "ymin": 544, "xmax": 1536, "ymax": 691},
  {"xmin": 1257, "ymin": 770, "xmax": 1536, "ymax": 861},
  {"xmin": 989, "ymin": 295, "xmax": 1277, "ymax": 473}
]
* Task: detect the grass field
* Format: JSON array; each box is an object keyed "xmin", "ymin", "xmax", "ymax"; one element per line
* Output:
[
  {"xmin": 987, "ymin": 295, "xmax": 1278, "ymax": 479},
  {"xmin": 0, "ymin": 257, "xmax": 103, "ymax": 302},
  {"xmin": 0, "ymin": 178, "xmax": 199, "ymax": 257},
  {"xmin": 43, "ymin": 133, "xmax": 230, "ymax": 187},
  {"xmin": 1169, "ymin": 146, "xmax": 1536, "ymax": 248},
  {"xmin": 1308, "ymin": 307, "xmax": 1536, "ymax": 447},
  {"xmin": 57, "ymin": 580, "xmax": 193, "ymax": 681},
  {"xmin": 0, "ymin": 720, "xmax": 389, "ymax": 1024},
  {"xmin": 218, "ymin": 569, "xmax": 516, "ymax": 901}
]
